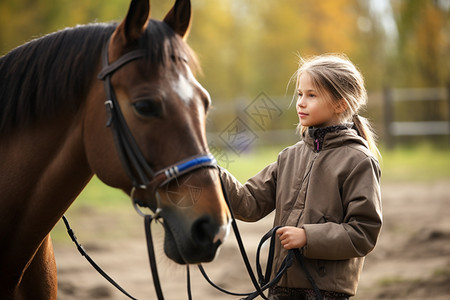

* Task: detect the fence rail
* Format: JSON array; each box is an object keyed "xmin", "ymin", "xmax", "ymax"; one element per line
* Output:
[{"xmin": 383, "ymin": 86, "xmax": 450, "ymax": 148}]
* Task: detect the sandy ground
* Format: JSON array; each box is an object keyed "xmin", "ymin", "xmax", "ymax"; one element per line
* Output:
[{"xmin": 53, "ymin": 180, "xmax": 450, "ymax": 299}]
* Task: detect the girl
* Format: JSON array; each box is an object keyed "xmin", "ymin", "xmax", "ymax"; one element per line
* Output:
[{"xmin": 220, "ymin": 54, "xmax": 382, "ymax": 299}]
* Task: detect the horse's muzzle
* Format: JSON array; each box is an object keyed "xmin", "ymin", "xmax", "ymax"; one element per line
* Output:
[{"xmin": 162, "ymin": 212, "xmax": 230, "ymax": 264}]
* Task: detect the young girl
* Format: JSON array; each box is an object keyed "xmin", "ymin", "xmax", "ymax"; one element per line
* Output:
[{"xmin": 220, "ymin": 54, "xmax": 382, "ymax": 299}]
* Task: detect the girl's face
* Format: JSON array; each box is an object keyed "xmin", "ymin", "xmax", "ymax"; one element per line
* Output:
[{"xmin": 296, "ymin": 72, "xmax": 340, "ymax": 128}]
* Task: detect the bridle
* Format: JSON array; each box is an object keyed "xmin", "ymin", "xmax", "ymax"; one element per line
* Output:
[
  {"xmin": 96, "ymin": 37, "xmax": 218, "ymax": 299},
  {"xmin": 96, "ymin": 38, "xmax": 216, "ymax": 195},
  {"xmin": 63, "ymin": 37, "xmax": 322, "ymax": 300}
]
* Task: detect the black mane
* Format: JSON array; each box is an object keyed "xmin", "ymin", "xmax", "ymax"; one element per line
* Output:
[
  {"xmin": 0, "ymin": 19, "xmax": 198, "ymax": 134},
  {"xmin": 0, "ymin": 24, "xmax": 114, "ymax": 133}
]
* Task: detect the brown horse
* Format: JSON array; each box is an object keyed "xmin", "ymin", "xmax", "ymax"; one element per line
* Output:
[{"xmin": 0, "ymin": 0, "xmax": 230, "ymax": 298}]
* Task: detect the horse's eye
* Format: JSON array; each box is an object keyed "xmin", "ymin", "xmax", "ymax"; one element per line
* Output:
[{"xmin": 132, "ymin": 100, "xmax": 162, "ymax": 118}]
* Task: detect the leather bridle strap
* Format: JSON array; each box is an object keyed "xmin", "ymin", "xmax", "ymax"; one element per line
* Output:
[
  {"xmin": 144, "ymin": 215, "xmax": 164, "ymax": 300},
  {"xmin": 97, "ymin": 39, "xmax": 153, "ymax": 188},
  {"xmin": 97, "ymin": 48, "xmax": 147, "ymax": 81},
  {"xmin": 97, "ymin": 38, "xmax": 217, "ymax": 191},
  {"xmin": 62, "ymin": 215, "xmax": 138, "ymax": 300}
]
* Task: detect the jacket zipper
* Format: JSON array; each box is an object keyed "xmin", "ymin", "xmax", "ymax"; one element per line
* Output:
[
  {"xmin": 294, "ymin": 152, "xmax": 319, "ymax": 227},
  {"xmin": 293, "ymin": 152, "xmax": 319, "ymax": 227}
]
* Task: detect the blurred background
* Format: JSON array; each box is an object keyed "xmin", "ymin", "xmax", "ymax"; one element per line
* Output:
[
  {"xmin": 2, "ymin": 0, "xmax": 449, "ymax": 299},
  {"xmin": 1, "ymin": 0, "xmax": 449, "ymax": 148}
]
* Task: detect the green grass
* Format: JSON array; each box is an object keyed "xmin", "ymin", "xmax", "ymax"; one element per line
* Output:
[
  {"xmin": 70, "ymin": 143, "xmax": 450, "ymax": 210},
  {"xmin": 221, "ymin": 142, "xmax": 450, "ymax": 183},
  {"xmin": 53, "ymin": 143, "xmax": 449, "ymax": 243},
  {"xmin": 67, "ymin": 146, "xmax": 284, "ymax": 211},
  {"xmin": 379, "ymin": 143, "xmax": 450, "ymax": 182},
  {"xmin": 223, "ymin": 145, "xmax": 285, "ymax": 182},
  {"xmin": 70, "ymin": 176, "xmax": 129, "ymax": 209}
]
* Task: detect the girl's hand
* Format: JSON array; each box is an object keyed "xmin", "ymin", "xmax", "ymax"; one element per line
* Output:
[{"xmin": 276, "ymin": 226, "xmax": 307, "ymax": 250}]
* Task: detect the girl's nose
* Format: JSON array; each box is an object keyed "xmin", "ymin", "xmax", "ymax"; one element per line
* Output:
[{"xmin": 297, "ymin": 96, "xmax": 305, "ymax": 108}]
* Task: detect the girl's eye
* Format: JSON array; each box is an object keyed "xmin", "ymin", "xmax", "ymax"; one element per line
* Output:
[
  {"xmin": 309, "ymin": 93, "xmax": 316, "ymax": 98},
  {"xmin": 132, "ymin": 100, "xmax": 162, "ymax": 118}
]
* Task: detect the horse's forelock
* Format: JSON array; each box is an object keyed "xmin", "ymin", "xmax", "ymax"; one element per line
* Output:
[{"xmin": 140, "ymin": 20, "xmax": 200, "ymax": 76}]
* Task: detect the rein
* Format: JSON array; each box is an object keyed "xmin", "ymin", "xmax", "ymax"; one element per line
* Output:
[
  {"xmin": 63, "ymin": 38, "xmax": 322, "ymax": 300},
  {"xmin": 197, "ymin": 174, "xmax": 322, "ymax": 300}
]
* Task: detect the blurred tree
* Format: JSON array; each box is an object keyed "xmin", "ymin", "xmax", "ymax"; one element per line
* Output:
[
  {"xmin": 391, "ymin": 0, "xmax": 449, "ymax": 87},
  {"xmin": 190, "ymin": 0, "xmax": 371, "ymax": 99},
  {"xmin": 1, "ymin": 0, "xmax": 448, "ymax": 139},
  {"xmin": 188, "ymin": 0, "xmax": 237, "ymax": 100},
  {"xmin": 257, "ymin": 0, "xmax": 364, "ymax": 96},
  {"xmin": 0, "ymin": 0, "xmax": 175, "ymax": 55}
]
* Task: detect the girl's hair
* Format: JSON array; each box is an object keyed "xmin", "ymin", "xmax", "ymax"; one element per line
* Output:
[{"xmin": 294, "ymin": 54, "xmax": 380, "ymax": 159}]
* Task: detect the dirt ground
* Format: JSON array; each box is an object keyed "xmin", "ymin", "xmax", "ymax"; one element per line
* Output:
[{"xmin": 53, "ymin": 180, "xmax": 450, "ymax": 299}]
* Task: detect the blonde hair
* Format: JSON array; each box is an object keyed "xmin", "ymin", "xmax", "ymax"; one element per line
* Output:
[{"xmin": 294, "ymin": 54, "xmax": 380, "ymax": 159}]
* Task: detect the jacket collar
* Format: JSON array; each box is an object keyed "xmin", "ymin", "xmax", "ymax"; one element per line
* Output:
[{"xmin": 303, "ymin": 123, "xmax": 357, "ymax": 152}]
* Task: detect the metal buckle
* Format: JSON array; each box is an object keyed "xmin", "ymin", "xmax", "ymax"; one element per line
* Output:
[{"xmin": 131, "ymin": 185, "xmax": 162, "ymax": 219}]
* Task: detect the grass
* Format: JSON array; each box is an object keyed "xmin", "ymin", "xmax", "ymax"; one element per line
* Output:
[
  {"xmin": 70, "ymin": 142, "xmax": 450, "ymax": 209},
  {"xmin": 69, "ymin": 176, "xmax": 129, "ymax": 209},
  {"xmin": 379, "ymin": 143, "xmax": 450, "ymax": 182},
  {"xmin": 223, "ymin": 145, "xmax": 285, "ymax": 182},
  {"xmin": 63, "ymin": 145, "xmax": 284, "ymax": 212},
  {"xmin": 53, "ymin": 142, "xmax": 449, "ymax": 243}
]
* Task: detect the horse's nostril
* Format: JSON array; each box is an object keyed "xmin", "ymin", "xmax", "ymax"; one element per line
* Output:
[{"xmin": 191, "ymin": 216, "xmax": 216, "ymax": 246}]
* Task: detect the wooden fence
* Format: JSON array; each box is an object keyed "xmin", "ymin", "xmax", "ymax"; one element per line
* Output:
[{"xmin": 383, "ymin": 86, "xmax": 450, "ymax": 148}]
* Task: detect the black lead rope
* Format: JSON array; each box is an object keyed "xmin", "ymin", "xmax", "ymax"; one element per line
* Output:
[
  {"xmin": 62, "ymin": 213, "xmax": 166, "ymax": 300},
  {"xmin": 144, "ymin": 215, "xmax": 164, "ymax": 300},
  {"xmin": 196, "ymin": 170, "xmax": 323, "ymax": 300},
  {"xmin": 63, "ymin": 193, "xmax": 322, "ymax": 300},
  {"xmin": 61, "ymin": 215, "xmax": 138, "ymax": 300},
  {"xmin": 294, "ymin": 250, "xmax": 323, "ymax": 300},
  {"xmin": 197, "ymin": 226, "xmax": 294, "ymax": 300},
  {"xmin": 217, "ymin": 172, "xmax": 269, "ymax": 300}
]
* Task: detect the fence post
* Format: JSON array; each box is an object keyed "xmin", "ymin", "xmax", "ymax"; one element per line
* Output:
[{"xmin": 383, "ymin": 86, "xmax": 394, "ymax": 149}]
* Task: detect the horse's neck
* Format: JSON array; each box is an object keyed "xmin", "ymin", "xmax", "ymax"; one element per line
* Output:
[{"xmin": 0, "ymin": 115, "xmax": 92, "ymax": 272}]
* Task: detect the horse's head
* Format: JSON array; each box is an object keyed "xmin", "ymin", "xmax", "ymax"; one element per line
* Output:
[{"xmin": 84, "ymin": 0, "xmax": 230, "ymax": 264}]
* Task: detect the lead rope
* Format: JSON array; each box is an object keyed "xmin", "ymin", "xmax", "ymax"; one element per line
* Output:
[
  {"xmin": 63, "ymin": 177, "xmax": 322, "ymax": 300},
  {"xmin": 195, "ymin": 169, "xmax": 323, "ymax": 300},
  {"xmin": 144, "ymin": 216, "xmax": 193, "ymax": 300},
  {"xmin": 196, "ymin": 226, "xmax": 294, "ymax": 299},
  {"xmin": 217, "ymin": 170, "xmax": 269, "ymax": 299},
  {"xmin": 191, "ymin": 170, "xmax": 269, "ymax": 299},
  {"xmin": 62, "ymin": 212, "xmax": 165, "ymax": 300},
  {"xmin": 61, "ymin": 215, "xmax": 138, "ymax": 300},
  {"xmin": 144, "ymin": 214, "xmax": 164, "ymax": 300}
]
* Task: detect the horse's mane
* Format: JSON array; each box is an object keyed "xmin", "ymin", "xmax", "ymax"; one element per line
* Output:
[{"xmin": 0, "ymin": 20, "xmax": 198, "ymax": 134}]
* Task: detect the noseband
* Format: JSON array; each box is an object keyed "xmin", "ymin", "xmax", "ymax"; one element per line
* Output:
[{"xmin": 97, "ymin": 38, "xmax": 217, "ymax": 202}]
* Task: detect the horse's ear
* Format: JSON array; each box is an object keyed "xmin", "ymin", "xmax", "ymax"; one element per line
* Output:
[
  {"xmin": 114, "ymin": 0, "xmax": 150, "ymax": 45},
  {"xmin": 163, "ymin": 0, "xmax": 191, "ymax": 39}
]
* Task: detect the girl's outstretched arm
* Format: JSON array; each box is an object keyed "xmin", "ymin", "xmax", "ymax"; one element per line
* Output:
[{"xmin": 219, "ymin": 163, "xmax": 277, "ymax": 222}]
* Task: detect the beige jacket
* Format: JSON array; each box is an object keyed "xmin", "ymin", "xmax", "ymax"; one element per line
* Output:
[{"xmin": 220, "ymin": 127, "xmax": 382, "ymax": 296}]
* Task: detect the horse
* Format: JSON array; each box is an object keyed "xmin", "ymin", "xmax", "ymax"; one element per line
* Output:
[{"xmin": 0, "ymin": 0, "xmax": 231, "ymax": 298}]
